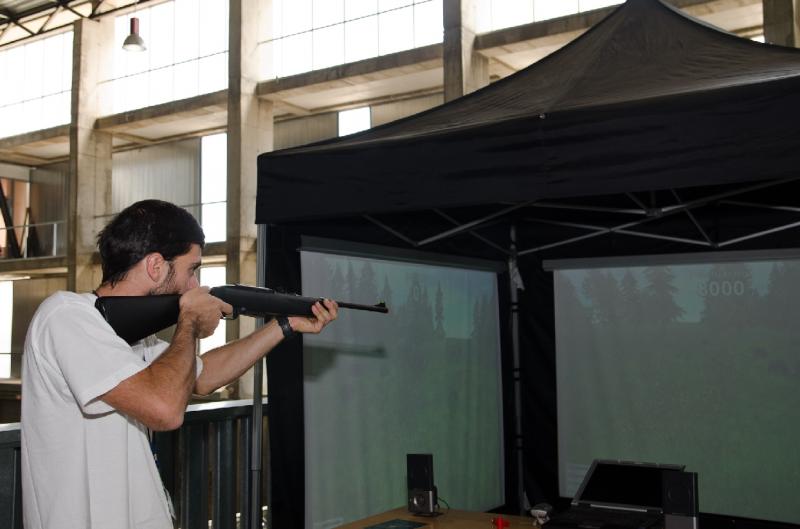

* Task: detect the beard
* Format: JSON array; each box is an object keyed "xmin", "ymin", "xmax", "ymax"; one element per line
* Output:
[{"xmin": 148, "ymin": 262, "xmax": 178, "ymax": 295}]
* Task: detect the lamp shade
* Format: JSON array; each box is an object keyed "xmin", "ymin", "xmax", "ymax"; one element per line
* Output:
[{"xmin": 122, "ymin": 17, "xmax": 146, "ymax": 52}]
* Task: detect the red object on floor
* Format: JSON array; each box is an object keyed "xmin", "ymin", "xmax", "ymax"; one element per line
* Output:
[{"xmin": 491, "ymin": 516, "xmax": 510, "ymax": 528}]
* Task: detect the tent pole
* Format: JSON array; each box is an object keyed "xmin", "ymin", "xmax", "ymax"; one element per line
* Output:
[
  {"xmin": 509, "ymin": 224, "xmax": 525, "ymax": 514},
  {"xmin": 250, "ymin": 223, "xmax": 267, "ymax": 529}
]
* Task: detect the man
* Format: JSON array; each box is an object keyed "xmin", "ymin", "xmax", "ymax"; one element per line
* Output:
[{"xmin": 20, "ymin": 199, "xmax": 338, "ymax": 529}]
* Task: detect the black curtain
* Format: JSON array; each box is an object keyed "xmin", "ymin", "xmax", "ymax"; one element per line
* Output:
[
  {"xmin": 518, "ymin": 258, "xmax": 561, "ymax": 509},
  {"xmin": 265, "ymin": 225, "xmax": 306, "ymax": 528}
]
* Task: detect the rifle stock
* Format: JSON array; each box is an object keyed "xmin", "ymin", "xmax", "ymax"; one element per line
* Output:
[{"xmin": 95, "ymin": 284, "xmax": 388, "ymax": 344}]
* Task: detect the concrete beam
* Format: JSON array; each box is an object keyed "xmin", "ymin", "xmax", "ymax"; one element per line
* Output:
[
  {"xmin": 0, "ymin": 257, "xmax": 67, "ymax": 275},
  {"xmin": 95, "ymin": 90, "xmax": 228, "ymax": 132},
  {"xmin": 66, "ymin": 17, "xmax": 114, "ymax": 292},
  {"xmin": 0, "ymin": 125, "xmax": 70, "ymax": 150},
  {"xmin": 227, "ymin": 0, "xmax": 274, "ymax": 346},
  {"xmin": 257, "ymin": 44, "xmax": 442, "ymax": 98},
  {"xmin": 443, "ymin": 0, "xmax": 488, "ymax": 101},
  {"xmin": 763, "ymin": 0, "xmax": 799, "ymax": 46}
]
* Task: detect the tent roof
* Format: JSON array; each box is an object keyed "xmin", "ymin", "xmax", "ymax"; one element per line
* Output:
[{"xmin": 257, "ymin": 0, "xmax": 800, "ymax": 224}]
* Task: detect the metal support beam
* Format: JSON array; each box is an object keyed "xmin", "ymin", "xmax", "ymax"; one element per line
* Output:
[
  {"xmin": 532, "ymin": 201, "xmax": 646, "ymax": 215},
  {"xmin": 434, "ymin": 209, "xmax": 510, "ymax": 255},
  {"xmin": 363, "ymin": 215, "xmax": 419, "ymax": 246},
  {"xmin": 671, "ymin": 189, "xmax": 714, "ymax": 246},
  {"xmin": 721, "ymin": 200, "xmax": 800, "ymax": 213},
  {"xmin": 718, "ymin": 219, "xmax": 800, "ymax": 247},
  {"xmin": 417, "ymin": 201, "xmax": 534, "ymax": 246},
  {"xmin": 0, "ymin": 184, "xmax": 22, "ymax": 259},
  {"xmin": 522, "ymin": 217, "xmax": 711, "ymax": 253},
  {"xmin": 626, "ymin": 192, "xmax": 648, "ymax": 210}
]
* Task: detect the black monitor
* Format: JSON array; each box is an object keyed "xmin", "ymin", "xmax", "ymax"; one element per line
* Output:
[{"xmin": 573, "ymin": 460, "xmax": 685, "ymax": 512}]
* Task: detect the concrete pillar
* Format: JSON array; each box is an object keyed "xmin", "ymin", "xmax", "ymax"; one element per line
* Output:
[
  {"xmin": 763, "ymin": 0, "xmax": 800, "ymax": 47},
  {"xmin": 443, "ymin": 0, "xmax": 489, "ymax": 102},
  {"xmin": 67, "ymin": 18, "xmax": 114, "ymax": 292},
  {"xmin": 226, "ymin": 0, "xmax": 274, "ymax": 345}
]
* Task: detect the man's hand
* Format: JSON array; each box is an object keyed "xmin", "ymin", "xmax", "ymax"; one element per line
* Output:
[
  {"xmin": 179, "ymin": 286, "xmax": 233, "ymax": 339},
  {"xmin": 288, "ymin": 299, "xmax": 339, "ymax": 334}
]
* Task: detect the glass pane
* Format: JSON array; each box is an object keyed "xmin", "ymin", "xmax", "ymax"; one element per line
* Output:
[
  {"xmin": 474, "ymin": 0, "xmax": 492, "ymax": 33},
  {"xmin": 313, "ymin": 0, "xmax": 344, "ymax": 28},
  {"xmin": 378, "ymin": 6, "xmax": 413, "ymax": 55},
  {"xmin": 284, "ymin": 0, "xmax": 312, "ymax": 35},
  {"xmin": 198, "ymin": 266, "xmax": 226, "ymax": 353},
  {"xmin": 345, "ymin": 0, "xmax": 378, "ymax": 20},
  {"xmin": 24, "ymin": 40, "xmax": 45, "ymax": 100},
  {"xmin": 40, "ymin": 94, "xmax": 60, "ymax": 129},
  {"xmin": 271, "ymin": 0, "xmax": 284, "ymax": 38},
  {"xmin": 280, "ymin": 32, "xmax": 312, "ymax": 77},
  {"xmin": 201, "ymin": 202, "xmax": 227, "ymax": 243},
  {"xmin": 0, "ymin": 281, "xmax": 12, "ymax": 358},
  {"xmin": 201, "ymin": 133, "xmax": 227, "ymax": 203},
  {"xmin": 149, "ymin": 66, "xmax": 174, "ymax": 106},
  {"xmin": 198, "ymin": 52, "xmax": 228, "ymax": 94},
  {"xmin": 23, "ymin": 99, "xmax": 42, "ymax": 133},
  {"xmin": 579, "ymin": 0, "xmax": 622, "ymax": 11},
  {"xmin": 0, "ymin": 107, "xmax": 10, "ymax": 139},
  {"xmin": 344, "ymin": 15, "xmax": 378, "ymax": 63},
  {"xmin": 42, "ymin": 34, "xmax": 64, "ymax": 96},
  {"xmin": 414, "ymin": 0, "xmax": 443, "ymax": 47},
  {"xmin": 379, "ymin": 0, "xmax": 413, "ymax": 10},
  {"xmin": 0, "ymin": 355, "xmax": 9, "ymax": 379},
  {"xmin": 199, "ymin": 0, "xmax": 229, "ymax": 56},
  {"xmin": 173, "ymin": 60, "xmax": 199, "ymax": 100},
  {"xmin": 0, "ymin": 52, "xmax": 6, "ymax": 104},
  {"xmin": 113, "ymin": 76, "xmax": 129, "ymax": 113},
  {"xmin": 114, "ymin": 15, "xmax": 129, "ymax": 79},
  {"xmin": 338, "ymin": 106, "xmax": 371, "ymax": 136},
  {"xmin": 62, "ymin": 32, "xmax": 73, "ymax": 92},
  {"xmin": 490, "ymin": 0, "xmax": 532, "ymax": 31},
  {"xmin": 131, "ymin": 71, "xmax": 151, "ymax": 111},
  {"xmin": 313, "ymin": 25, "xmax": 344, "ymax": 70},
  {"xmin": 534, "ymin": 0, "xmax": 578, "ymax": 21},
  {"xmin": 6, "ymin": 46, "xmax": 24, "ymax": 104},
  {"xmin": 149, "ymin": 2, "xmax": 175, "ymax": 70},
  {"xmin": 259, "ymin": 40, "xmax": 278, "ymax": 79},
  {"xmin": 174, "ymin": 0, "xmax": 200, "ymax": 62}
]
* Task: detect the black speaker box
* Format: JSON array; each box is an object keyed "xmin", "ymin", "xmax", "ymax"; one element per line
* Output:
[
  {"xmin": 663, "ymin": 470, "xmax": 698, "ymax": 516},
  {"xmin": 663, "ymin": 470, "xmax": 699, "ymax": 529},
  {"xmin": 407, "ymin": 454, "xmax": 439, "ymax": 516}
]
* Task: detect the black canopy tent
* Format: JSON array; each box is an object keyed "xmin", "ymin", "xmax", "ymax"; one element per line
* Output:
[{"xmin": 255, "ymin": 0, "xmax": 800, "ymax": 526}]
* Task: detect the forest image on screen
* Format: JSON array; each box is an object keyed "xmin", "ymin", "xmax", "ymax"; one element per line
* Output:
[
  {"xmin": 301, "ymin": 250, "xmax": 504, "ymax": 529},
  {"xmin": 555, "ymin": 260, "xmax": 800, "ymax": 525}
]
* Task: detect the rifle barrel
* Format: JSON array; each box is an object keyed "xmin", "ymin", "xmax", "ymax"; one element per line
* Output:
[{"xmin": 334, "ymin": 301, "xmax": 389, "ymax": 313}]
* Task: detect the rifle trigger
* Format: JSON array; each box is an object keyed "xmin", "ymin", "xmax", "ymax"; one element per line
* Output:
[{"xmin": 223, "ymin": 308, "xmax": 239, "ymax": 320}]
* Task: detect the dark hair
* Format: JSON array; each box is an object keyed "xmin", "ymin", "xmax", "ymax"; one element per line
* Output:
[{"xmin": 97, "ymin": 199, "xmax": 205, "ymax": 286}]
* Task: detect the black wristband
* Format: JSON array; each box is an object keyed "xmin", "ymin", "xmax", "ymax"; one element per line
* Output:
[{"xmin": 276, "ymin": 316, "xmax": 295, "ymax": 339}]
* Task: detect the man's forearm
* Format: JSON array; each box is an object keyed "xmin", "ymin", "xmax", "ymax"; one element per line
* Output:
[
  {"xmin": 101, "ymin": 318, "xmax": 199, "ymax": 431},
  {"xmin": 148, "ymin": 320, "xmax": 198, "ymax": 415},
  {"xmin": 194, "ymin": 319, "xmax": 284, "ymax": 395}
]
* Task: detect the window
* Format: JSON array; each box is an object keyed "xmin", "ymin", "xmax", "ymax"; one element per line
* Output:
[
  {"xmin": 0, "ymin": 281, "xmax": 12, "ymax": 378},
  {"xmin": 198, "ymin": 266, "xmax": 226, "ymax": 354},
  {"xmin": 0, "ymin": 31, "xmax": 72, "ymax": 139},
  {"xmin": 475, "ymin": 0, "xmax": 621, "ymax": 33},
  {"xmin": 200, "ymin": 133, "xmax": 227, "ymax": 243},
  {"xmin": 108, "ymin": 0, "xmax": 229, "ymax": 114},
  {"xmin": 338, "ymin": 107, "xmax": 371, "ymax": 136},
  {"xmin": 260, "ymin": 0, "xmax": 442, "ymax": 79}
]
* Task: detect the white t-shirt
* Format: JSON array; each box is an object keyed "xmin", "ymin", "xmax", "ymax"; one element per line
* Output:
[{"xmin": 21, "ymin": 291, "xmax": 203, "ymax": 529}]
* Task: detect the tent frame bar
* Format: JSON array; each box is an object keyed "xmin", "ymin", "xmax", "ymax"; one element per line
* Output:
[{"xmin": 359, "ymin": 177, "xmax": 800, "ymax": 259}]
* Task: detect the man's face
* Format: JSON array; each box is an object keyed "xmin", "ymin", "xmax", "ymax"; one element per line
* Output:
[{"xmin": 151, "ymin": 244, "xmax": 202, "ymax": 295}]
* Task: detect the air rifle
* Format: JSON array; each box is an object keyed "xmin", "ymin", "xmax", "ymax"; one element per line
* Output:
[{"xmin": 95, "ymin": 284, "xmax": 389, "ymax": 344}]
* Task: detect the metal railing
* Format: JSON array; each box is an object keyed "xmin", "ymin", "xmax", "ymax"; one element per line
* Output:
[
  {"xmin": 0, "ymin": 398, "xmax": 269, "ymax": 529},
  {"xmin": 0, "ymin": 221, "xmax": 66, "ymax": 259}
]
